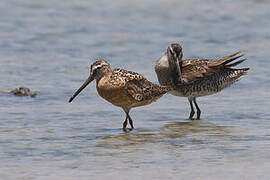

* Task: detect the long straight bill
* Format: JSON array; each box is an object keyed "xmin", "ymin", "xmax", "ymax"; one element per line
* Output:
[
  {"xmin": 176, "ymin": 58, "xmax": 183, "ymax": 83},
  {"xmin": 68, "ymin": 75, "xmax": 94, "ymax": 103}
]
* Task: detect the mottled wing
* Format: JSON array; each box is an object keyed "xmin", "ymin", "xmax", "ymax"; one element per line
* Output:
[
  {"xmin": 181, "ymin": 59, "xmax": 215, "ymax": 83},
  {"xmin": 180, "ymin": 52, "xmax": 244, "ymax": 84},
  {"xmin": 208, "ymin": 51, "xmax": 243, "ymax": 67},
  {"xmin": 113, "ymin": 69, "xmax": 169, "ymax": 102},
  {"xmin": 126, "ymin": 78, "xmax": 170, "ymax": 102}
]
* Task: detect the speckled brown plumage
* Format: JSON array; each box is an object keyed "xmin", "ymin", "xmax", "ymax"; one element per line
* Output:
[
  {"xmin": 69, "ymin": 60, "xmax": 171, "ymax": 131},
  {"xmin": 176, "ymin": 51, "xmax": 246, "ymax": 84},
  {"xmin": 155, "ymin": 44, "xmax": 249, "ymax": 119}
]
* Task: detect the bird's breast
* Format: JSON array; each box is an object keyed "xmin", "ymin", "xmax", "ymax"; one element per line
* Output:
[
  {"xmin": 96, "ymin": 77, "xmax": 134, "ymax": 107},
  {"xmin": 155, "ymin": 55, "xmax": 174, "ymax": 86}
]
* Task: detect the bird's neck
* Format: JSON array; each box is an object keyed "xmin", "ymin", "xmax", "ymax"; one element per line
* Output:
[{"xmin": 96, "ymin": 68, "xmax": 112, "ymax": 83}]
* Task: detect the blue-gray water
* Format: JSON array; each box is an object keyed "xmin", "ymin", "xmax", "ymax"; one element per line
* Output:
[{"xmin": 1, "ymin": 0, "xmax": 270, "ymax": 179}]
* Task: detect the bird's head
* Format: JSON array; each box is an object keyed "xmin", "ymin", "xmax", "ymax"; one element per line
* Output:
[
  {"xmin": 167, "ymin": 43, "xmax": 184, "ymax": 84},
  {"xmin": 167, "ymin": 43, "xmax": 183, "ymax": 62},
  {"xmin": 68, "ymin": 60, "xmax": 111, "ymax": 103}
]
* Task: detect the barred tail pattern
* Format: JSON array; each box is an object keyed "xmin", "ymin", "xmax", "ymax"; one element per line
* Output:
[{"xmin": 176, "ymin": 68, "xmax": 249, "ymax": 97}]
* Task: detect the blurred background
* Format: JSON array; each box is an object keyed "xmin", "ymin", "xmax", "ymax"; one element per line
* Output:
[{"xmin": 0, "ymin": 0, "xmax": 270, "ymax": 179}]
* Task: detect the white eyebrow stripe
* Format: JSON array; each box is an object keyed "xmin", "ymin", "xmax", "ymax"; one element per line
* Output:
[{"xmin": 94, "ymin": 64, "xmax": 103, "ymax": 69}]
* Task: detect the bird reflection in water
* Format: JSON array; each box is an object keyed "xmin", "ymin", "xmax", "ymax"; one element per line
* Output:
[{"xmin": 97, "ymin": 120, "xmax": 233, "ymax": 149}]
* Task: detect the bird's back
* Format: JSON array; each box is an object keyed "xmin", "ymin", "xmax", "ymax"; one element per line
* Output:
[{"xmin": 97, "ymin": 68, "xmax": 171, "ymax": 109}]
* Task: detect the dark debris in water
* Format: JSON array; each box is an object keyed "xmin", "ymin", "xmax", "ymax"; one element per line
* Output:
[{"xmin": 8, "ymin": 86, "xmax": 38, "ymax": 97}]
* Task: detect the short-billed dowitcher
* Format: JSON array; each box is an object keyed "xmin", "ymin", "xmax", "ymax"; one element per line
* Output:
[
  {"xmin": 155, "ymin": 43, "xmax": 249, "ymax": 119},
  {"xmin": 69, "ymin": 60, "xmax": 172, "ymax": 130}
]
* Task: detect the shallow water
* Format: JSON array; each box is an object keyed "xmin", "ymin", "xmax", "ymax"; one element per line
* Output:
[{"xmin": 1, "ymin": 0, "xmax": 270, "ymax": 179}]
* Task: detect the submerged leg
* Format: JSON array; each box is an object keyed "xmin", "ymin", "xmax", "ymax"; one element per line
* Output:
[
  {"xmin": 193, "ymin": 98, "xmax": 201, "ymax": 120},
  {"xmin": 188, "ymin": 98, "xmax": 195, "ymax": 120}
]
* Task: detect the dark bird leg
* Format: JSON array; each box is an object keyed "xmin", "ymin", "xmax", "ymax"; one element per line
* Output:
[
  {"xmin": 193, "ymin": 98, "xmax": 201, "ymax": 120},
  {"xmin": 188, "ymin": 97, "xmax": 195, "ymax": 120},
  {"xmin": 126, "ymin": 110, "xmax": 134, "ymax": 129},
  {"xmin": 123, "ymin": 108, "xmax": 134, "ymax": 130},
  {"xmin": 123, "ymin": 116, "xmax": 128, "ymax": 131}
]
